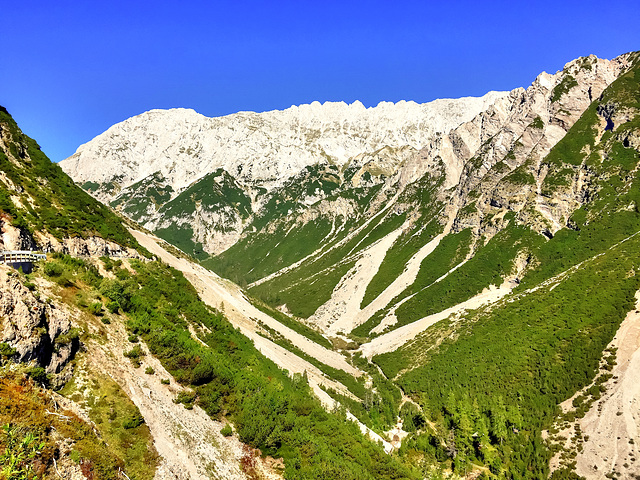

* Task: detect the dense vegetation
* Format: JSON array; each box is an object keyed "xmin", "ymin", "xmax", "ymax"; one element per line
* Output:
[
  {"xmin": 249, "ymin": 201, "xmax": 406, "ymax": 318},
  {"xmin": 380, "ymin": 229, "xmax": 640, "ymax": 478},
  {"xmin": 208, "ymin": 166, "xmax": 387, "ymax": 287},
  {"xmin": 47, "ymin": 255, "xmax": 414, "ymax": 479},
  {"xmin": 372, "ymin": 57, "xmax": 640, "ymax": 478},
  {"xmin": 0, "ymin": 106, "xmax": 140, "ymax": 249}
]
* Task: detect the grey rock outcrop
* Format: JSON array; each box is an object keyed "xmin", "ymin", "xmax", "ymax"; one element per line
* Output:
[
  {"xmin": 34, "ymin": 231, "xmax": 142, "ymax": 258},
  {"xmin": 0, "ymin": 265, "xmax": 78, "ymax": 385},
  {"xmin": 0, "ymin": 214, "xmax": 36, "ymax": 251}
]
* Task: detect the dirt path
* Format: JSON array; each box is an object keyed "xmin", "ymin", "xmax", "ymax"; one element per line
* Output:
[
  {"xmin": 359, "ymin": 280, "xmax": 514, "ymax": 358},
  {"xmin": 573, "ymin": 291, "xmax": 640, "ymax": 479}
]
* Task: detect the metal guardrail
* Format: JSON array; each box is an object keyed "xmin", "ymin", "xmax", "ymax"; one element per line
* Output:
[{"xmin": 0, "ymin": 250, "xmax": 47, "ymax": 264}]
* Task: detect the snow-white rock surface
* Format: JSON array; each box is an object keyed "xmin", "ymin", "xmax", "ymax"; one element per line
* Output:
[{"xmin": 60, "ymin": 93, "xmax": 508, "ymax": 201}]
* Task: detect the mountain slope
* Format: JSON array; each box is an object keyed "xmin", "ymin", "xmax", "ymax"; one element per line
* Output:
[
  {"xmin": 372, "ymin": 51, "xmax": 640, "ymax": 478},
  {"xmin": 61, "ymin": 53, "xmax": 633, "ymax": 335},
  {"xmin": 57, "ymin": 50, "xmax": 640, "ymax": 479},
  {"xmin": 0, "ymin": 106, "xmax": 418, "ymax": 479},
  {"xmin": 0, "ymin": 107, "xmax": 142, "ymax": 255},
  {"xmin": 60, "ymin": 93, "xmax": 507, "ymax": 257}
]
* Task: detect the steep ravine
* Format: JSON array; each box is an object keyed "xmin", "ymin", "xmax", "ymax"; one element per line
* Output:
[{"xmin": 127, "ymin": 229, "xmax": 394, "ymax": 453}]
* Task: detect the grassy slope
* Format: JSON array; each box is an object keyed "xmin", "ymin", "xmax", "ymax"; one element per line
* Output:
[
  {"xmin": 249, "ymin": 205, "xmax": 407, "ymax": 318},
  {"xmin": 374, "ymin": 57, "xmax": 640, "ymax": 478},
  {"xmin": 360, "ymin": 173, "xmax": 445, "ymax": 308},
  {"xmin": 202, "ymin": 217, "xmax": 335, "ymax": 286},
  {"xmin": 39, "ymin": 254, "xmax": 414, "ymax": 480},
  {"xmin": 0, "ymin": 370, "xmax": 157, "ymax": 480},
  {"xmin": 0, "ymin": 106, "xmax": 140, "ymax": 249},
  {"xmin": 208, "ymin": 173, "xmax": 384, "ymax": 286},
  {"xmin": 353, "ymin": 229, "xmax": 474, "ymax": 337}
]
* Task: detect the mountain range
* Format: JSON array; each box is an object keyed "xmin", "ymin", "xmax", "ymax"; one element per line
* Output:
[{"xmin": 1, "ymin": 50, "xmax": 639, "ymax": 479}]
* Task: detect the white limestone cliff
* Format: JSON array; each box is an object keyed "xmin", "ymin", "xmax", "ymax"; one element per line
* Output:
[{"xmin": 60, "ymin": 93, "xmax": 508, "ymax": 202}]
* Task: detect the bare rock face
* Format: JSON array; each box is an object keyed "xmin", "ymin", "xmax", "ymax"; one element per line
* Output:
[
  {"xmin": 60, "ymin": 93, "xmax": 508, "ymax": 202},
  {"xmin": 0, "ymin": 215, "xmax": 36, "ymax": 251},
  {"xmin": 59, "ymin": 94, "xmax": 509, "ymax": 255},
  {"xmin": 435, "ymin": 53, "xmax": 634, "ymax": 240},
  {"xmin": 33, "ymin": 231, "xmax": 142, "ymax": 259},
  {"xmin": 0, "ymin": 214, "xmax": 140, "ymax": 260},
  {"xmin": 0, "ymin": 265, "xmax": 78, "ymax": 385}
]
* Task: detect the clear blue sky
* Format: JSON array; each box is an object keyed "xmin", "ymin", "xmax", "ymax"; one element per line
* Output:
[{"xmin": 2, "ymin": 0, "xmax": 638, "ymax": 162}]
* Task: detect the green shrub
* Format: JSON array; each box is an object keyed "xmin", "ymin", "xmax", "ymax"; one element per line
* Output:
[
  {"xmin": 54, "ymin": 328, "xmax": 80, "ymax": 345},
  {"xmin": 145, "ymin": 366, "xmax": 155, "ymax": 375},
  {"xmin": 88, "ymin": 301, "xmax": 103, "ymax": 315},
  {"xmin": 27, "ymin": 367, "xmax": 48, "ymax": 385},
  {"xmin": 123, "ymin": 345, "xmax": 144, "ymax": 367},
  {"xmin": 220, "ymin": 424, "xmax": 233, "ymax": 437},
  {"xmin": 531, "ymin": 116, "xmax": 545, "ymax": 129},
  {"xmin": 0, "ymin": 342, "xmax": 17, "ymax": 358},
  {"xmin": 122, "ymin": 410, "xmax": 144, "ymax": 429},
  {"xmin": 174, "ymin": 390, "xmax": 196, "ymax": 406},
  {"xmin": 43, "ymin": 262, "xmax": 64, "ymax": 277}
]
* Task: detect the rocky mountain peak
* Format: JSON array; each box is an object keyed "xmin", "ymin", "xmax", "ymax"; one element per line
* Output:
[
  {"xmin": 60, "ymin": 91, "xmax": 508, "ymax": 202},
  {"xmin": 60, "ymin": 53, "xmax": 635, "ymax": 262}
]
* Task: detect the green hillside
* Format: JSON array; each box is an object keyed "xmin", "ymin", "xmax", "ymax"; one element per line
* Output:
[
  {"xmin": 0, "ymin": 106, "xmax": 140, "ymax": 249},
  {"xmin": 0, "ymin": 107, "xmax": 417, "ymax": 480},
  {"xmin": 372, "ymin": 55, "xmax": 640, "ymax": 478}
]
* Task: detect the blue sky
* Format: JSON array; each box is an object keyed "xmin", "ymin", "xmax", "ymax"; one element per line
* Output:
[{"xmin": 2, "ymin": 0, "xmax": 638, "ymax": 162}]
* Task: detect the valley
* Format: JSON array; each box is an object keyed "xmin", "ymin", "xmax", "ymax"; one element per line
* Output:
[{"xmin": 1, "ymin": 49, "xmax": 640, "ymax": 480}]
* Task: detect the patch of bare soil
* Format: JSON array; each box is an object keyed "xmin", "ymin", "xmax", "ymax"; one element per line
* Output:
[
  {"xmin": 360, "ymin": 280, "xmax": 514, "ymax": 358},
  {"xmin": 40, "ymin": 272, "xmax": 280, "ymax": 479},
  {"xmin": 572, "ymin": 291, "xmax": 640, "ymax": 479}
]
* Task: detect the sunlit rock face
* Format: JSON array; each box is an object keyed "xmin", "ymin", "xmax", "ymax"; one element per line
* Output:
[{"xmin": 60, "ymin": 93, "xmax": 507, "ymax": 201}]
